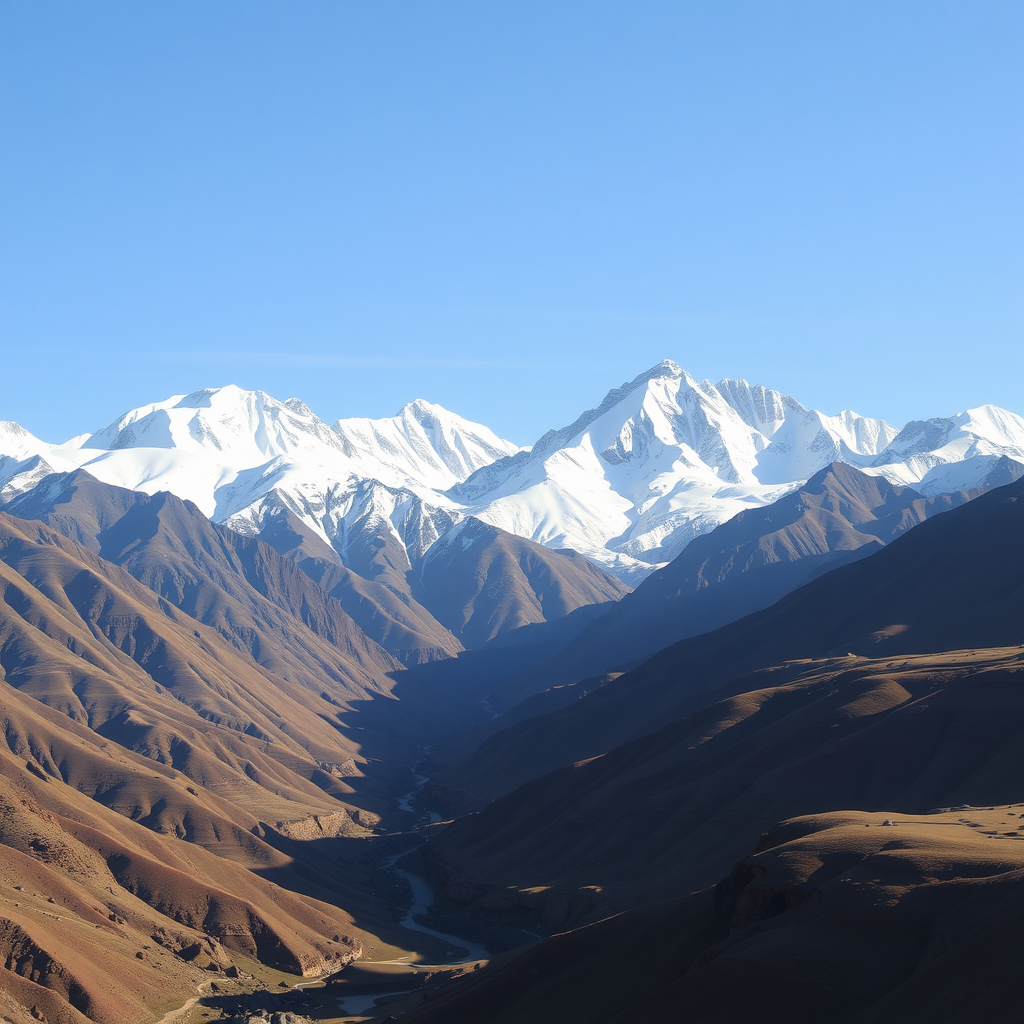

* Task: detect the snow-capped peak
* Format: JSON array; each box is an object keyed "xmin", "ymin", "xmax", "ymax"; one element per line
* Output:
[
  {"xmin": 65, "ymin": 385, "xmax": 346, "ymax": 464},
  {"xmin": 1, "ymin": 364, "xmax": 1020, "ymax": 584},
  {"xmin": 0, "ymin": 385, "xmax": 522, "ymax": 547},
  {"xmin": 448, "ymin": 362, "xmax": 1020, "ymax": 578},
  {"xmin": 0, "ymin": 422, "xmax": 77, "ymax": 505},
  {"xmin": 861, "ymin": 403, "xmax": 1024, "ymax": 493},
  {"xmin": 0, "ymin": 421, "xmax": 53, "ymax": 462},
  {"xmin": 333, "ymin": 400, "xmax": 523, "ymax": 494}
]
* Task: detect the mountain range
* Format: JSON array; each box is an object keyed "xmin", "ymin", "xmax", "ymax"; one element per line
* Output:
[
  {"xmin": 3, "ymin": 361, "xmax": 1022, "ymax": 585},
  {"xmin": 401, "ymin": 477, "xmax": 1024, "ymax": 1024},
  {"xmin": 0, "ymin": 361, "xmax": 1021, "ymax": 1024},
  {"xmin": 424, "ymin": 478, "xmax": 1024, "ymax": 916}
]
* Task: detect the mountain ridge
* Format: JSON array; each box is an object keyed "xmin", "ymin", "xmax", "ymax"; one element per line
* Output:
[
  {"xmin": 428, "ymin": 475, "xmax": 1024, "ymax": 815},
  {"xmin": 1, "ymin": 363, "xmax": 1021, "ymax": 587}
]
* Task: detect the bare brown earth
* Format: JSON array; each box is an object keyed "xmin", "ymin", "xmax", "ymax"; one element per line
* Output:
[
  {"xmin": 397, "ymin": 807, "xmax": 1024, "ymax": 1024},
  {"xmin": 0, "ymin": 474, "xmax": 1019, "ymax": 1022},
  {"xmin": 385, "ymin": 480, "xmax": 1024, "ymax": 1023},
  {"xmin": 0, "ymin": 722, "xmax": 372, "ymax": 1024},
  {"xmin": 414, "ymin": 517, "xmax": 630, "ymax": 649},
  {"xmin": 0, "ymin": 509, "xmax": 479, "ymax": 1020},
  {"xmin": 0, "ymin": 509, "xmax": 398, "ymax": 828},
  {"xmin": 0, "ymin": 478, "xmax": 628, "ymax": 1023},
  {"xmin": 231, "ymin": 479, "xmax": 629, "ymax": 651},
  {"xmin": 3, "ymin": 470, "xmax": 455, "ymax": 669},
  {"xmin": 5, "ymin": 469, "xmax": 628, "ymax": 669},
  {"xmin": 421, "ymin": 460, "xmax": 1000, "ymax": 783},
  {"xmin": 247, "ymin": 503, "xmax": 463, "ymax": 664},
  {"xmin": 0, "ymin": 506, "xmax": 440, "ymax": 1021}
]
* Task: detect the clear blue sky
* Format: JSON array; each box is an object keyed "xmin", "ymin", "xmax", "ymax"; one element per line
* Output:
[{"xmin": 1, "ymin": 0, "xmax": 1021, "ymax": 445}]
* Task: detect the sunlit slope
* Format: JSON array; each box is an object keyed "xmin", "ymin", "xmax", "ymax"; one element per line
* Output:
[
  {"xmin": 3, "ymin": 468, "xmax": 451, "ymax": 667},
  {"xmin": 0, "ymin": 702, "xmax": 372, "ymax": 1024},
  {"xmin": 4, "ymin": 469, "xmax": 627, "ymax": 658},
  {"xmin": 0, "ymin": 511, "xmax": 393, "ymax": 830}
]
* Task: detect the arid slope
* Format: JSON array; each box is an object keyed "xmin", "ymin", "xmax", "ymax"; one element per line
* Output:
[
  {"xmin": 0, "ymin": 510, "xmax": 392, "ymax": 834},
  {"xmin": 401, "ymin": 808, "xmax": 1024, "ymax": 1024},
  {"xmin": 427, "ymin": 649, "xmax": 1023, "ymax": 924}
]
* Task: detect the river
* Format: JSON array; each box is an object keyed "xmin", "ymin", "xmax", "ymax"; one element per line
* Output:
[{"xmin": 335, "ymin": 765, "xmax": 492, "ymax": 1018}]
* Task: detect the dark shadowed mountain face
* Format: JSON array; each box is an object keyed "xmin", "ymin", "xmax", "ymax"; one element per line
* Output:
[
  {"xmin": 415, "ymin": 517, "xmax": 630, "ymax": 648},
  {"xmin": 400, "ymin": 807, "xmax": 1024, "ymax": 1024},
  {"xmin": 426, "ymin": 650, "xmax": 1023, "ymax": 923},
  {"xmin": 530, "ymin": 461, "xmax": 1015, "ymax": 692},
  {"xmin": 427, "ymin": 477, "xmax": 1024, "ymax": 831}
]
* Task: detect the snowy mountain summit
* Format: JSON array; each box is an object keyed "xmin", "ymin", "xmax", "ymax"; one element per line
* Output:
[
  {"xmin": 452, "ymin": 360, "xmax": 899, "ymax": 576},
  {"xmin": 456, "ymin": 360, "xmax": 1023, "ymax": 579},
  {"xmin": 53, "ymin": 384, "xmax": 520, "ymax": 507},
  {"xmin": 2, "ymin": 361, "xmax": 1022, "ymax": 582}
]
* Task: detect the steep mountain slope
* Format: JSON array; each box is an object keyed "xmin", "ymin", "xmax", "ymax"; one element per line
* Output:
[
  {"xmin": 0, "ymin": 495, "xmax": 512, "ymax": 1022},
  {"xmin": 401, "ymin": 808, "xmax": 1024, "ymax": 1024},
  {"xmin": 871, "ymin": 403, "xmax": 1024, "ymax": 491},
  {"xmin": 2, "ymin": 470, "xmax": 627, "ymax": 657},
  {"xmin": 426, "ymin": 649, "xmax": 1022, "ymax": 923},
  {"xmin": 0, "ymin": 527, "xmax": 461, "ymax": 1021},
  {"xmin": 0, "ymin": 388, "xmax": 529, "ymax": 599},
  {"xmin": 526, "ymin": 460, "xmax": 1016, "ymax": 690},
  {"xmin": 57, "ymin": 386, "xmax": 520, "ymax": 505},
  {"xmin": 2, "ymin": 469, "xmax": 461, "ymax": 665},
  {"xmin": 450, "ymin": 361, "xmax": 888, "ymax": 577},
  {"xmin": 429, "ymin": 477, "xmax": 1024, "ymax": 817},
  {"xmin": 332, "ymin": 398, "xmax": 521, "ymax": 491},
  {"xmin": 0, "ymin": 510, "xmax": 401, "ymax": 829},
  {"xmin": 395, "ymin": 479, "xmax": 1024, "ymax": 1024},
  {"xmin": 415, "ymin": 517, "xmax": 629, "ymax": 648},
  {"xmin": 0, "ymin": 683, "xmax": 392, "ymax": 1024},
  {"xmin": 0, "ymin": 423, "xmax": 68, "ymax": 507}
]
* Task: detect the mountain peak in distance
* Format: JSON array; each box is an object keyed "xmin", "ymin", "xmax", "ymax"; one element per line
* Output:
[{"xmin": 1, "ymin": 362, "xmax": 1022, "ymax": 583}]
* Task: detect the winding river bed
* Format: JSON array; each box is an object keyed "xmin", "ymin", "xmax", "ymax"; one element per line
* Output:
[{"xmin": 335, "ymin": 767, "xmax": 493, "ymax": 1018}]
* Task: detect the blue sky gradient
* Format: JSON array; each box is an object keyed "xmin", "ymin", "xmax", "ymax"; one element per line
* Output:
[{"xmin": 1, "ymin": 0, "xmax": 1021, "ymax": 444}]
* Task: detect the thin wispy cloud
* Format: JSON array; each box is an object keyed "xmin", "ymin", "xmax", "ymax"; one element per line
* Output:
[{"xmin": 144, "ymin": 350, "xmax": 584, "ymax": 373}]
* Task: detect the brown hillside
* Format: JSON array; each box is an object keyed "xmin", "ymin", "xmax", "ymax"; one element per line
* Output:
[
  {"xmin": 1, "ymin": 470, "xmax": 432, "ymax": 673},
  {"xmin": 0, "ymin": 510, "xmax": 396, "ymax": 833},
  {"xmin": 400, "ymin": 807, "xmax": 1024, "ymax": 1024},
  {"xmin": 416, "ymin": 517, "xmax": 630, "ymax": 648},
  {"xmin": 0, "ymin": 724, "xmax": 373, "ymax": 1023}
]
